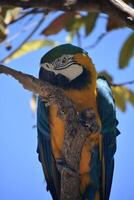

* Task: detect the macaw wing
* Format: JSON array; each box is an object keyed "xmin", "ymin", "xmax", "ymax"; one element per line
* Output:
[
  {"xmin": 37, "ymin": 97, "xmax": 60, "ymax": 200},
  {"xmin": 97, "ymin": 77, "xmax": 120, "ymax": 200}
]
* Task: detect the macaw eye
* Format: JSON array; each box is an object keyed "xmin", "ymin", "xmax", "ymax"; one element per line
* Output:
[
  {"xmin": 46, "ymin": 63, "xmax": 50, "ymax": 68},
  {"xmin": 62, "ymin": 57, "xmax": 67, "ymax": 64}
]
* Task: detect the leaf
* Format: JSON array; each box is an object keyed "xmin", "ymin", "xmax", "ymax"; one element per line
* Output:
[
  {"xmin": 0, "ymin": 8, "xmax": 8, "ymax": 42},
  {"xmin": 112, "ymin": 86, "xmax": 134, "ymax": 111},
  {"xmin": 85, "ymin": 13, "xmax": 98, "ymax": 36},
  {"xmin": 4, "ymin": 7, "xmax": 21, "ymax": 24},
  {"xmin": 65, "ymin": 14, "xmax": 84, "ymax": 32},
  {"xmin": 41, "ymin": 12, "xmax": 76, "ymax": 36},
  {"xmin": 65, "ymin": 12, "xmax": 98, "ymax": 42},
  {"xmin": 119, "ymin": 32, "xmax": 134, "ymax": 68},
  {"xmin": 0, "ymin": 6, "xmax": 13, "ymax": 18},
  {"xmin": 0, "ymin": 6, "xmax": 20, "ymax": 43},
  {"xmin": 5, "ymin": 39, "xmax": 57, "ymax": 63},
  {"xmin": 106, "ymin": 17, "xmax": 125, "ymax": 31},
  {"xmin": 0, "ymin": 23, "xmax": 7, "ymax": 42},
  {"xmin": 112, "ymin": 86, "xmax": 126, "ymax": 111},
  {"xmin": 128, "ymin": 90, "xmax": 134, "ymax": 105}
]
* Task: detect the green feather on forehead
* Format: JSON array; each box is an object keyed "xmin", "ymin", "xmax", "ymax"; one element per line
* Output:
[{"xmin": 40, "ymin": 43, "xmax": 88, "ymax": 63}]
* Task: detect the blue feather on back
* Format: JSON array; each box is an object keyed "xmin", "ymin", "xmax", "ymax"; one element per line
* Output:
[{"xmin": 97, "ymin": 77, "xmax": 120, "ymax": 200}]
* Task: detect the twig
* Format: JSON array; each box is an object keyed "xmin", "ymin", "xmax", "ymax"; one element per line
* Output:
[
  {"xmin": 85, "ymin": 32, "xmax": 107, "ymax": 49},
  {"xmin": 0, "ymin": 15, "xmax": 45, "ymax": 63},
  {"xmin": 8, "ymin": 8, "xmax": 43, "ymax": 25},
  {"xmin": 104, "ymin": 0, "xmax": 134, "ymax": 28},
  {"xmin": 112, "ymin": 80, "xmax": 134, "ymax": 86},
  {"xmin": 109, "ymin": 0, "xmax": 134, "ymax": 19},
  {"xmin": 2, "ymin": 20, "xmax": 40, "ymax": 47}
]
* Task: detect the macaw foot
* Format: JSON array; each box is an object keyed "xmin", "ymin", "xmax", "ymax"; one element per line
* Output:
[{"xmin": 78, "ymin": 108, "xmax": 100, "ymax": 133}]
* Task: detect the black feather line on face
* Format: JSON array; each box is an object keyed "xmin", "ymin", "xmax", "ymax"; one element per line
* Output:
[{"xmin": 39, "ymin": 67, "xmax": 91, "ymax": 90}]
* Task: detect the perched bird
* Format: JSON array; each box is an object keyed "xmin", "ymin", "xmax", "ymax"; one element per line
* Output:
[{"xmin": 37, "ymin": 44, "xmax": 120, "ymax": 200}]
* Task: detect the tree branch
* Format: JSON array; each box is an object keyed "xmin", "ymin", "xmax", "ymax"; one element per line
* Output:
[
  {"xmin": 110, "ymin": 0, "xmax": 134, "ymax": 19},
  {"xmin": 0, "ymin": 64, "xmax": 99, "ymax": 200},
  {"xmin": 112, "ymin": 79, "xmax": 134, "ymax": 86},
  {"xmin": 0, "ymin": 0, "xmax": 133, "ymax": 29},
  {"xmin": 101, "ymin": 0, "xmax": 134, "ymax": 29},
  {"xmin": 85, "ymin": 32, "xmax": 107, "ymax": 49}
]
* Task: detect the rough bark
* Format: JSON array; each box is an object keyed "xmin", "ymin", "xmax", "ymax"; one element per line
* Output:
[
  {"xmin": 0, "ymin": 64, "xmax": 99, "ymax": 200},
  {"xmin": 0, "ymin": 0, "xmax": 134, "ymax": 29}
]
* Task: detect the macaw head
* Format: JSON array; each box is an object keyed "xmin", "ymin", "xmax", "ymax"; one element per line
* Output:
[{"xmin": 39, "ymin": 44, "xmax": 97, "ymax": 90}]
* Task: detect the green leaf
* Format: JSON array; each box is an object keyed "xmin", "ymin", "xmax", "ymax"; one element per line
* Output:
[
  {"xmin": 119, "ymin": 32, "xmax": 134, "ymax": 68},
  {"xmin": 112, "ymin": 86, "xmax": 134, "ymax": 111},
  {"xmin": 85, "ymin": 13, "xmax": 98, "ymax": 36},
  {"xmin": 112, "ymin": 86, "xmax": 126, "ymax": 111},
  {"xmin": 128, "ymin": 89, "xmax": 134, "ymax": 105},
  {"xmin": 5, "ymin": 39, "xmax": 57, "ymax": 63}
]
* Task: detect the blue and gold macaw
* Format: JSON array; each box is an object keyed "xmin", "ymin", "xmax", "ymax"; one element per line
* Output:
[{"xmin": 37, "ymin": 44, "xmax": 120, "ymax": 200}]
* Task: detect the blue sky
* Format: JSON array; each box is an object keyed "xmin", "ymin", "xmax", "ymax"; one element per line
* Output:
[{"xmin": 0, "ymin": 13, "xmax": 134, "ymax": 200}]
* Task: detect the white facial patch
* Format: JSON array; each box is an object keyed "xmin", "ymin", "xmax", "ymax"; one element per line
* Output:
[
  {"xmin": 41, "ymin": 63, "xmax": 83, "ymax": 81},
  {"xmin": 41, "ymin": 54, "xmax": 83, "ymax": 81}
]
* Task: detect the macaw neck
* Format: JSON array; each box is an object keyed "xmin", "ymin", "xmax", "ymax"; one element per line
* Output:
[{"xmin": 64, "ymin": 83, "xmax": 97, "ymax": 112}]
